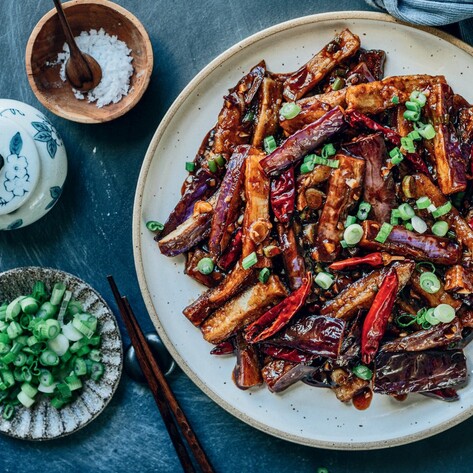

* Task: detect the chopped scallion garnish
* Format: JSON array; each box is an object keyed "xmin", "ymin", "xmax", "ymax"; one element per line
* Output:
[
  {"xmin": 185, "ymin": 162, "xmax": 195, "ymax": 173},
  {"xmin": 432, "ymin": 221, "xmax": 449, "ymax": 237},
  {"xmin": 314, "ymin": 272, "xmax": 334, "ymax": 290},
  {"xmin": 280, "ymin": 102, "xmax": 301, "ymax": 120},
  {"xmin": 374, "ymin": 222, "xmax": 393, "ymax": 243},
  {"xmin": 242, "ymin": 252, "xmax": 258, "ymax": 270},
  {"xmin": 343, "ymin": 224, "xmax": 364, "ymax": 246},
  {"xmin": 432, "ymin": 201, "xmax": 452, "ymax": 218},
  {"xmin": 258, "ymin": 268, "xmax": 270, "ymax": 284},
  {"xmin": 263, "ymin": 135, "xmax": 277, "ymax": 154},
  {"xmin": 419, "ymin": 272, "xmax": 441, "ymax": 294}
]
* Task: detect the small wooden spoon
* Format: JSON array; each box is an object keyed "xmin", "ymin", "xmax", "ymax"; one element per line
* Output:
[{"xmin": 52, "ymin": 0, "xmax": 102, "ymax": 92}]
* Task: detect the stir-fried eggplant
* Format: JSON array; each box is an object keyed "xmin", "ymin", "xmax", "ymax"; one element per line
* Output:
[
  {"xmin": 155, "ymin": 28, "xmax": 473, "ymax": 407},
  {"xmin": 374, "ymin": 350, "xmax": 467, "ymax": 395},
  {"xmin": 283, "ymin": 29, "xmax": 360, "ymax": 101},
  {"xmin": 312, "ymin": 153, "xmax": 365, "ymax": 262},
  {"xmin": 344, "ymin": 134, "xmax": 396, "ymax": 222}
]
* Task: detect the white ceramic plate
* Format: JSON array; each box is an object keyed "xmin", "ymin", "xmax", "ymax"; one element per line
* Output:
[
  {"xmin": 0, "ymin": 267, "xmax": 122, "ymax": 440},
  {"xmin": 133, "ymin": 12, "xmax": 473, "ymax": 449}
]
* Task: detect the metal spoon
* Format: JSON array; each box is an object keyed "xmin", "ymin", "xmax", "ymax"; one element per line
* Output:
[{"xmin": 52, "ymin": 0, "xmax": 102, "ymax": 92}]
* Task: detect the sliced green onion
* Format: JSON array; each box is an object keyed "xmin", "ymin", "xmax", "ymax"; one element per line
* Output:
[
  {"xmin": 357, "ymin": 202, "xmax": 371, "ymax": 221},
  {"xmin": 340, "ymin": 240, "xmax": 349, "ymax": 249},
  {"xmin": 280, "ymin": 102, "xmax": 301, "ymax": 120},
  {"xmin": 417, "ymin": 123, "xmax": 436, "ymax": 140},
  {"xmin": 398, "ymin": 203, "xmax": 415, "ymax": 221},
  {"xmin": 197, "ymin": 257, "xmax": 214, "ymax": 275},
  {"xmin": 39, "ymin": 350, "xmax": 59, "ymax": 367},
  {"xmin": 207, "ymin": 159, "xmax": 217, "ymax": 173},
  {"xmin": 242, "ymin": 252, "xmax": 258, "ymax": 270},
  {"xmin": 50, "ymin": 397, "xmax": 65, "ymax": 409},
  {"xmin": 13, "ymin": 353, "xmax": 27, "ymax": 367},
  {"xmin": 17, "ymin": 390, "xmax": 35, "ymax": 408},
  {"xmin": 343, "ymin": 224, "xmax": 364, "ymax": 245},
  {"xmin": 400, "ymin": 136, "xmax": 416, "ymax": 153},
  {"xmin": 410, "ymin": 90, "xmax": 427, "ymax": 107},
  {"xmin": 416, "ymin": 261, "xmax": 436, "ymax": 273},
  {"xmin": 432, "ymin": 221, "xmax": 449, "ymax": 237},
  {"xmin": 326, "ymin": 159, "xmax": 339, "ymax": 168},
  {"xmin": 242, "ymin": 110, "xmax": 254, "ymax": 123},
  {"xmin": 36, "ymin": 302, "xmax": 57, "ymax": 321},
  {"xmin": 55, "ymin": 383, "xmax": 72, "ymax": 400},
  {"xmin": 313, "ymin": 155, "xmax": 328, "ymax": 166},
  {"xmin": 21, "ymin": 382, "xmax": 37, "ymax": 399},
  {"xmin": 405, "ymin": 222, "xmax": 414, "ymax": 231},
  {"xmin": 74, "ymin": 358, "xmax": 87, "ymax": 376},
  {"xmin": 72, "ymin": 318, "xmax": 95, "ymax": 340},
  {"xmin": 321, "ymin": 143, "xmax": 336, "ymax": 158},
  {"xmin": 38, "ymin": 382, "xmax": 57, "ymax": 394},
  {"xmin": 419, "ymin": 272, "xmax": 441, "ymax": 294},
  {"xmin": 331, "ymin": 77, "xmax": 345, "ymax": 91},
  {"xmin": 88, "ymin": 349, "xmax": 102, "ymax": 362},
  {"xmin": 50, "ymin": 283, "xmax": 66, "ymax": 306},
  {"xmin": 352, "ymin": 365, "xmax": 373, "ymax": 381},
  {"xmin": 7, "ymin": 321, "xmax": 22, "ymax": 340},
  {"xmin": 344, "ymin": 215, "xmax": 357, "ymax": 228},
  {"xmin": 427, "ymin": 204, "xmax": 437, "ymax": 214},
  {"xmin": 264, "ymin": 135, "xmax": 277, "ymax": 154},
  {"xmin": 432, "ymin": 201, "xmax": 452, "ymax": 218},
  {"xmin": 3, "ymin": 404, "xmax": 14, "ymax": 420},
  {"xmin": 38, "ymin": 319, "xmax": 60, "ymax": 340},
  {"xmin": 374, "ymin": 223, "xmax": 393, "ymax": 244},
  {"xmin": 403, "ymin": 110, "xmax": 420, "ymax": 122},
  {"xmin": 389, "ymin": 147, "xmax": 402, "ymax": 159},
  {"xmin": 31, "ymin": 281, "xmax": 46, "ymax": 303},
  {"xmin": 90, "ymin": 362, "xmax": 105, "ymax": 382},
  {"xmin": 434, "ymin": 304, "xmax": 456, "ymax": 323},
  {"xmin": 407, "ymin": 130, "xmax": 422, "ymax": 142},
  {"xmin": 5, "ymin": 298, "xmax": 22, "ymax": 321},
  {"xmin": 65, "ymin": 374, "xmax": 82, "ymax": 391},
  {"xmin": 391, "ymin": 153, "xmax": 404, "ymax": 166},
  {"xmin": 411, "ymin": 215, "xmax": 427, "ymax": 234},
  {"xmin": 416, "ymin": 196, "xmax": 431, "ymax": 209},
  {"xmin": 425, "ymin": 308, "xmax": 440, "ymax": 326},
  {"xmin": 314, "ymin": 272, "xmax": 334, "ymax": 290},
  {"xmin": 258, "ymin": 268, "xmax": 270, "ymax": 284},
  {"xmin": 20, "ymin": 297, "xmax": 39, "ymax": 316},
  {"xmin": 391, "ymin": 95, "xmax": 399, "ymax": 104},
  {"xmin": 62, "ymin": 322, "xmax": 84, "ymax": 342},
  {"xmin": 146, "ymin": 220, "xmax": 164, "ymax": 232},
  {"xmin": 214, "ymin": 154, "xmax": 226, "ymax": 167},
  {"xmin": 39, "ymin": 369, "xmax": 54, "ymax": 387},
  {"xmin": 48, "ymin": 334, "xmax": 70, "ymax": 356},
  {"xmin": 405, "ymin": 101, "xmax": 421, "ymax": 112},
  {"xmin": 0, "ymin": 343, "xmax": 10, "ymax": 356},
  {"xmin": 300, "ymin": 161, "xmax": 314, "ymax": 174},
  {"xmin": 185, "ymin": 161, "xmax": 195, "ymax": 173}
]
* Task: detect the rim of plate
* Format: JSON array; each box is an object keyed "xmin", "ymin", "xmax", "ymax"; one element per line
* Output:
[
  {"xmin": 133, "ymin": 11, "xmax": 473, "ymax": 450},
  {"xmin": 0, "ymin": 266, "xmax": 123, "ymax": 441}
]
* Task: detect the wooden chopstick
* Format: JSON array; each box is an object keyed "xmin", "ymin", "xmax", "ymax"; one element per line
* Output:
[{"xmin": 107, "ymin": 276, "xmax": 215, "ymax": 473}]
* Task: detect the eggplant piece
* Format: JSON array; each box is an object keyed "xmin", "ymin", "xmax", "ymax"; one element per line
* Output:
[
  {"xmin": 345, "ymin": 75, "xmax": 445, "ymax": 115},
  {"xmin": 410, "ymin": 271, "xmax": 462, "ymax": 310},
  {"xmin": 252, "ymin": 77, "xmax": 283, "ymax": 148},
  {"xmin": 460, "ymin": 310, "xmax": 473, "ymax": 328},
  {"xmin": 382, "ymin": 318, "xmax": 462, "ymax": 352},
  {"xmin": 208, "ymin": 145, "xmax": 250, "ymax": 257},
  {"xmin": 261, "ymin": 359, "xmax": 318, "ymax": 393},
  {"xmin": 211, "ymin": 340, "xmax": 235, "ymax": 356},
  {"xmin": 374, "ymin": 349, "xmax": 467, "ymax": 395},
  {"xmin": 201, "ymin": 275, "xmax": 287, "ymax": 344},
  {"xmin": 359, "ymin": 220, "xmax": 462, "ymax": 265},
  {"xmin": 321, "ymin": 261, "xmax": 415, "ymax": 320},
  {"xmin": 337, "ymin": 313, "xmax": 362, "ymax": 366},
  {"xmin": 357, "ymin": 49, "xmax": 386, "ymax": 81},
  {"xmin": 161, "ymin": 168, "xmax": 218, "ymax": 237},
  {"xmin": 457, "ymin": 106, "xmax": 473, "ymax": 162},
  {"xmin": 425, "ymin": 82, "xmax": 467, "ymax": 195},
  {"xmin": 280, "ymin": 89, "xmax": 347, "ymax": 136},
  {"xmin": 283, "ymin": 29, "xmax": 360, "ymax": 101},
  {"xmin": 312, "ymin": 153, "xmax": 365, "ymax": 262},
  {"xmin": 260, "ymin": 107, "xmax": 346, "ymax": 177},
  {"xmin": 184, "ymin": 248, "xmax": 224, "ymax": 288},
  {"xmin": 409, "ymin": 173, "xmax": 473, "ymax": 254},
  {"xmin": 296, "ymin": 164, "xmax": 332, "ymax": 211},
  {"xmin": 331, "ymin": 368, "xmax": 369, "ymax": 402},
  {"xmin": 259, "ymin": 345, "xmax": 318, "ymax": 364},
  {"xmin": 217, "ymin": 228, "xmax": 243, "ymax": 272},
  {"xmin": 232, "ymin": 332, "xmax": 263, "ymax": 390},
  {"xmin": 265, "ymin": 314, "xmax": 346, "ymax": 359},
  {"xmin": 241, "ymin": 148, "xmax": 272, "ymax": 263},
  {"xmin": 445, "ymin": 265, "xmax": 473, "ymax": 294},
  {"xmin": 183, "ymin": 262, "xmax": 256, "ymax": 326},
  {"xmin": 213, "ymin": 61, "xmax": 265, "ymax": 155},
  {"xmin": 345, "ymin": 62, "xmax": 376, "ymax": 86},
  {"xmin": 277, "ymin": 223, "xmax": 306, "ymax": 291},
  {"xmin": 344, "ymin": 134, "xmax": 396, "ymax": 222}
]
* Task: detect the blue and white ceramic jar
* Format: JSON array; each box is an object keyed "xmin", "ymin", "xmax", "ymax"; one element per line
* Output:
[{"xmin": 0, "ymin": 99, "xmax": 67, "ymax": 230}]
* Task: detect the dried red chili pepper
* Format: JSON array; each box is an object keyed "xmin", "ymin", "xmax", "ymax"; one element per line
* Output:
[
  {"xmin": 270, "ymin": 167, "xmax": 295, "ymax": 224},
  {"xmin": 260, "ymin": 345, "xmax": 317, "ymax": 363},
  {"xmin": 361, "ymin": 267, "xmax": 398, "ymax": 364},
  {"xmin": 245, "ymin": 272, "xmax": 312, "ymax": 343},
  {"xmin": 210, "ymin": 340, "xmax": 235, "ymax": 356},
  {"xmin": 217, "ymin": 228, "xmax": 243, "ymax": 271},
  {"xmin": 346, "ymin": 110, "xmax": 401, "ymax": 146},
  {"xmin": 329, "ymin": 252, "xmax": 404, "ymax": 271}
]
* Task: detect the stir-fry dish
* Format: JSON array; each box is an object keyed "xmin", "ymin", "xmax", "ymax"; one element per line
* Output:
[{"xmin": 152, "ymin": 29, "xmax": 473, "ymax": 409}]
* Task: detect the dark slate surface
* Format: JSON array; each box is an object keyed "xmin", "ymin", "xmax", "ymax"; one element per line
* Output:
[{"xmin": 1, "ymin": 1, "xmax": 472, "ymax": 472}]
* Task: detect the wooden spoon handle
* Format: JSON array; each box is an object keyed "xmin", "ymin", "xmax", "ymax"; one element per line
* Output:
[{"xmin": 52, "ymin": 0, "xmax": 86, "ymax": 61}]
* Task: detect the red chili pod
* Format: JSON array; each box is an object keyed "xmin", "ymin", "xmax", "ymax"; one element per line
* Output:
[{"xmin": 270, "ymin": 167, "xmax": 295, "ymax": 224}]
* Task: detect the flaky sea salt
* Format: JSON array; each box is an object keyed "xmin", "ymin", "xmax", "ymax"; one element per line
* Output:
[{"xmin": 56, "ymin": 28, "xmax": 133, "ymax": 108}]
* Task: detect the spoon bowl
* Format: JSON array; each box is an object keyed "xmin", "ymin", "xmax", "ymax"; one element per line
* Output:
[{"xmin": 66, "ymin": 52, "xmax": 102, "ymax": 91}]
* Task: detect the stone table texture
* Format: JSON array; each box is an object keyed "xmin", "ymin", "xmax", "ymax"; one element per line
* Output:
[{"xmin": 1, "ymin": 0, "xmax": 473, "ymax": 472}]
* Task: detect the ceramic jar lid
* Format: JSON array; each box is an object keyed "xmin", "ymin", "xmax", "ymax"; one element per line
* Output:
[{"xmin": 0, "ymin": 99, "xmax": 67, "ymax": 230}]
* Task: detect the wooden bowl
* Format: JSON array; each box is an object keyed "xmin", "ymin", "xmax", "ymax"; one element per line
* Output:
[{"xmin": 25, "ymin": 0, "xmax": 153, "ymax": 124}]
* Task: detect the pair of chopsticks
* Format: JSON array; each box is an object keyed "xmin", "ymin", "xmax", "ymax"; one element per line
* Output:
[{"xmin": 107, "ymin": 276, "xmax": 215, "ymax": 473}]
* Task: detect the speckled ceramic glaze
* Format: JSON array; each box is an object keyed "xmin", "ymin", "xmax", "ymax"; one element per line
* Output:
[
  {"xmin": 0, "ymin": 99, "xmax": 67, "ymax": 231},
  {"xmin": 134, "ymin": 13, "xmax": 473, "ymax": 450},
  {"xmin": 0, "ymin": 267, "xmax": 123, "ymax": 440}
]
